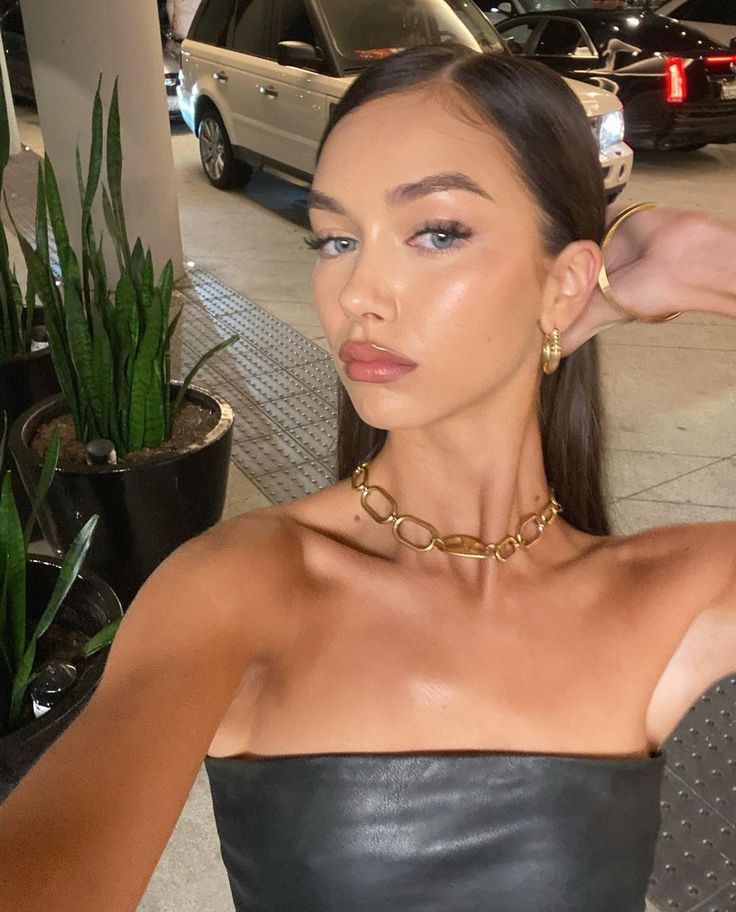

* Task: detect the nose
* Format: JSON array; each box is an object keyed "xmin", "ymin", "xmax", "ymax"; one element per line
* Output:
[{"xmin": 338, "ymin": 244, "xmax": 398, "ymax": 323}]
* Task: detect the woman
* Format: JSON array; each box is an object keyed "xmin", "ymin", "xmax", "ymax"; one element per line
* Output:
[{"xmin": 1, "ymin": 45, "xmax": 735, "ymax": 912}]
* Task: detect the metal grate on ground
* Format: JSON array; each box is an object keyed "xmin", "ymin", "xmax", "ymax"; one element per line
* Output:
[
  {"xmin": 5, "ymin": 145, "xmax": 736, "ymax": 912},
  {"xmin": 179, "ymin": 264, "xmax": 339, "ymax": 502}
]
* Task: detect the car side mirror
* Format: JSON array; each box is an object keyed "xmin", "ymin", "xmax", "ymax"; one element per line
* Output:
[
  {"xmin": 730, "ymin": 37, "xmax": 736, "ymax": 50},
  {"xmin": 505, "ymin": 37, "xmax": 525, "ymax": 55},
  {"xmin": 496, "ymin": 1, "xmax": 513, "ymax": 12},
  {"xmin": 277, "ymin": 41, "xmax": 322, "ymax": 69}
]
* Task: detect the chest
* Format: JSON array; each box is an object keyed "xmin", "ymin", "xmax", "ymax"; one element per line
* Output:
[{"xmin": 210, "ymin": 571, "xmax": 672, "ymax": 758}]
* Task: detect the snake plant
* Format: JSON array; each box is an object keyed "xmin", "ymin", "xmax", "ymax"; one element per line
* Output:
[
  {"xmin": 0, "ymin": 411, "xmax": 119, "ymax": 735},
  {"xmin": 0, "ymin": 59, "xmax": 36, "ymax": 364},
  {"xmin": 9, "ymin": 79, "xmax": 238, "ymax": 457}
]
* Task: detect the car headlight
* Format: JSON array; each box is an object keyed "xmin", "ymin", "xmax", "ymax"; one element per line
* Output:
[{"xmin": 599, "ymin": 110, "xmax": 625, "ymax": 149}]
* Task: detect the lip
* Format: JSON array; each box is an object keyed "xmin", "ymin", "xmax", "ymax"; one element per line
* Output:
[
  {"xmin": 338, "ymin": 340, "xmax": 416, "ymax": 366},
  {"xmin": 338, "ymin": 340, "xmax": 418, "ymax": 384}
]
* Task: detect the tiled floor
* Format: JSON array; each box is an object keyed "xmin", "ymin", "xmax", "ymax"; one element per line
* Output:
[{"xmin": 11, "ymin": 107, "xmax": 736, "ymax": 911}]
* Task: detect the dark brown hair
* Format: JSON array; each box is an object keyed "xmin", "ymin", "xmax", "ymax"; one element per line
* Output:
[{"xmin": 318, "ymin": 44, "xmax": 610, "ymax": 536}]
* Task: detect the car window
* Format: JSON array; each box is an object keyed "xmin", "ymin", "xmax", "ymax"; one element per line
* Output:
[
  {"xmin": 277, "ymin": 0, "xmax": 318, "ymax": 47},
  {"xmin": 499, "ymin": 20, "xmax": 537, "ymax": 51},
  {"xmin": 1, "ymin": 1, "xmax": 24, "ymax": 36},
  {"xmin": 189, "ymin": 0, "xmax": 237, "ymax": 46},
  {"xmin": 590, "ymin": 14, "xmax": 721, "ymax": 52},
  {"xmin": 519, "ymin": 0, "xmax": 575, "ymax": 9},
  {"xmin": 230, "ymin": 0, "xmax": 272, "ymax": 56},
  {"xmin": 670, "ymin": 0, "xmax": 735, "ymax": 25},
  {"xmin": 317, "ymin": 0, "xmax": 504, "ymax": 70},
  {"xmin": 535, "ymin": 18, "xmax": 596, "ymax": 55}
]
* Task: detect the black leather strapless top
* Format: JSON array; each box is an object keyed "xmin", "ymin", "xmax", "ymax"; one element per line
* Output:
[{"xmin": 205, "ymin": 749, "xmax": 665, "ymax": 912}]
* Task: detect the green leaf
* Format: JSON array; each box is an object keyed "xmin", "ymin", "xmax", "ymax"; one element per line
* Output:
[
  {"xmin": 106, "ymin": 78, "xmax": 130, "ymax": 269},
  {"xmin": 130, "ymin": 238, "xmax": 145, "ymax": 285},
  {"xmin": 43, "ymin": 156, "xmax": 79, "ymax": 288},
  {"xmin": 10, "ymin": 513, "xmax": 99, "ymax": 722},
  {"xmin": 128, "ymin": 287, "xmax": 164, "ymax": 450},
  {"xmin": 0, "ymin": 569, "xmax": 11, "ymax": 679},
  {"xmin": 0, "ymin": 472, "xmax": 26, "ymax": 670},
  {"xmin": 83, "ymin": 77, "xmax": 104, "ymax": 221},
  {"xmin": 141, "ymin": 250, "xmax": 154, "ymax": 311},
  {"xmin": 3, "ymin": 199, "xmax": 84, "ymax": 429},
  {"xmin": 114, "ymin": 272, "xmax": 138, "ymax": 385},
  {"xmin": 20, "ymin": 268, "xmax": 35, "ymax": 353},
  {"xmin": 92, "ymin": 234, "xmax": 108, "ymax": 314},
  {"xmin": 64, "ymin": 280, "xmax": 101, "ymax": 440},
  {"xmin": 78, "ymin": 617, "xmax": 120, "ymax": 658},
  {"xmin": 101, "ymin": 184, "xmax": 124, "ymax": 275},
  {"xmin": 162, "ymin": 307, "xmax": 182, "ymax": 434},
  {"xmin": 34, "ymin": 162, "xmax": 49, "ymax": 263},
  {"xmin": 22, "ymin": 427, "xmax": 60, "ymax": 549},
  {"xmin": 0, "ymin": 54, "xmax": 10, "ymax": 180},
  {"xmin": 90, "ymin": 301, "xmax": 115, "ymax": 439},
  {"xmin": 158, "ymin": 261, "xmax": 174, "ymax": 314},
  {"xmin": 172, "ymin": 334, "xmax": 240, "ymax": 419},
  {"xmin": 143, "ymin": 359, "xmax": 165, "ymax": 448},
  {"xmin": 0, "ymin": 411, "xmax": 6, "ymax": 487},
  {"xmin": 31, "ymin": 514, "xmax": 99, "ymax": 647}
]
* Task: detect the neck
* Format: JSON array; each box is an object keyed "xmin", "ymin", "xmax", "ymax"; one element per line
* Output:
[{"xmin": 359, "ymin": 394, "xmax": 582, "ymax": 585}]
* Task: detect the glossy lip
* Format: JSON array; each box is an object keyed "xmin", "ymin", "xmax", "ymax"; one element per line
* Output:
[
  {"xmin": 338, "ymin": 340, "xmax": 417, "ymax": 384},
  {"xmin": 338, "ymin": 340, "xmax": 417, "ymax": 366}
]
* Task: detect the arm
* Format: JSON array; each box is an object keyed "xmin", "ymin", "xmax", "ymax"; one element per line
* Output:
[
  {"xmin": 564, "ymin": 204, "xmax": 736, "ymax": 352},
  {"xmin": 0, "ymin": 528, "xmax": 260, "ymax": 912}
]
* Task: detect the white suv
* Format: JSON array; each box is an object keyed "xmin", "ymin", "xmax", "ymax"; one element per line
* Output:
[{"xmin": 178, "ymin": 0, "xmax": 633, "ymax": 200}]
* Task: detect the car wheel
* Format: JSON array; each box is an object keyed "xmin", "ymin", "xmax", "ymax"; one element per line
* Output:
[{"xmin": 198, "ymin": 110, "xmax": 252, "ymax": 190}]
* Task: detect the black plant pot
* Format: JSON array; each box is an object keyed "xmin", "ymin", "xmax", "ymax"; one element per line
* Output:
[
  {"xmin": 0, "ymin": 307, "xmax": 61, "ymax": 538},
  {"xmin": 9, "ymin": 382, "xmax": 234, "ymax": 609},
  {"xmin": 0, "ymin": 556, "xmax": 122, "ymax": 803}
]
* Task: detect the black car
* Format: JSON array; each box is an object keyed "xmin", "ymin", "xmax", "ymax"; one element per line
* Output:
[
  {"xmin": 0, "ymin": 0, "xmax": 182, "ymax": 117},
  {"xmin": 496, "ymin": 8, "xmax": 736, "ymax": 149}
]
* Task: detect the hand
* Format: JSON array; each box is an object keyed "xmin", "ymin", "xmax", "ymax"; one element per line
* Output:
[{"xmin": 563, "ymin": 205, "xmax": 736, "ymax": 355}]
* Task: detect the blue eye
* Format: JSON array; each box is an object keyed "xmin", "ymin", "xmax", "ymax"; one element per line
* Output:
[
  {"xmin": 327, "ymin": 238, "xmax": 358, "ymax": 256},
  {"xmin": 428, "ymin": 231, "xmax": 456, "ymax": 250},
  {"xmin": 304, "ymin": 235, "xmax": 357, "ymax": 257},
  {"xmin": 413, "ymin": 221, "xmax": 472, "ymax": 252}
]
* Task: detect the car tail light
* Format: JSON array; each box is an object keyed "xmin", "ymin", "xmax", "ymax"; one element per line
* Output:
[
  {"xmin": 704, "ymin": 54, "xmax": 736, "ymax": 76},
  {"xmin": 705, "ymin": 54, "xmax": 736, "ymax": 65},
  {"xmin": 665, "ymin": 56, "xmax": 687, "ymax": 104}
]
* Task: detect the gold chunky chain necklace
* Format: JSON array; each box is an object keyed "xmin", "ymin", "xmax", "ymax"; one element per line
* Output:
[{"xmin": 351, "ymin": 462, "xmax": 562, "ymax": 561}]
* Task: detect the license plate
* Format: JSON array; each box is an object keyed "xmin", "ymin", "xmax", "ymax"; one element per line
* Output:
[{"xmin": 722, "ymin": 81, "xmax": 736, "ymax": 100}]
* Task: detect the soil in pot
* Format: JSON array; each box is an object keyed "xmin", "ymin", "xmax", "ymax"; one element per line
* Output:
[{"xmin": 28, "ymin": 400, "xmax": 219, "ymax": 466}]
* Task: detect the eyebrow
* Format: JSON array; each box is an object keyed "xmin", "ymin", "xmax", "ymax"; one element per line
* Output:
[
  {"xmin": 307, "ymin": 189, "xmax": 347, "ymax": 215},
  {"xmin": 386, "ymin": 172, "xmax": 494, "ymax": 205},
  {"xmin": 307, "ymin": 171, "xmax": 493, "ymax": 215}
]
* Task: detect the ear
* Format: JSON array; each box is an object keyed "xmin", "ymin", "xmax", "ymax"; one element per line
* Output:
[{"xmin": 539, "ymin": 240, "xmax": 602, "ymax": 335}]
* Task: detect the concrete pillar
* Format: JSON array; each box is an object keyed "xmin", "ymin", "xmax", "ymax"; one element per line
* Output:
[
  {"xmin": 18, "ymin": 0, "xmax": 184, "ymax": 281},
  {"xmin": 0, "ymin": 33, "xmax": 22, "ymax": 157}
]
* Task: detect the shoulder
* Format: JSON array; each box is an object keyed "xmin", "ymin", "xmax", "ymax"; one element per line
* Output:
[
  {"xmin": 611, "ymin": 519, "xmax": 736, "ymax": 607},
  {"xmin": 612, "ymin": 521, "xmax": 736, "ymax": 747},
  {"xmin": 119, "ymin": 504, "xmax": 314, "ymax": 668}
]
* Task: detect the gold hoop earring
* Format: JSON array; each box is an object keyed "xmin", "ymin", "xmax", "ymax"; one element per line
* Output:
[{"xmin": 541, "ymin": 329, "xmax": 562, "ymax": 375}]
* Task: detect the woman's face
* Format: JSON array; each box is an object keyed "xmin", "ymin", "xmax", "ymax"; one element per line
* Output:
[{"xmin": 309, "ymin": 88, "xmax": 553, "ymax": 432}]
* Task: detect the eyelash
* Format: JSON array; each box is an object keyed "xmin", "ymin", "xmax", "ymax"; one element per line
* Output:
[{"xmin": 304, "ymin": 220, "xmax": 473, "ymax": 257}]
